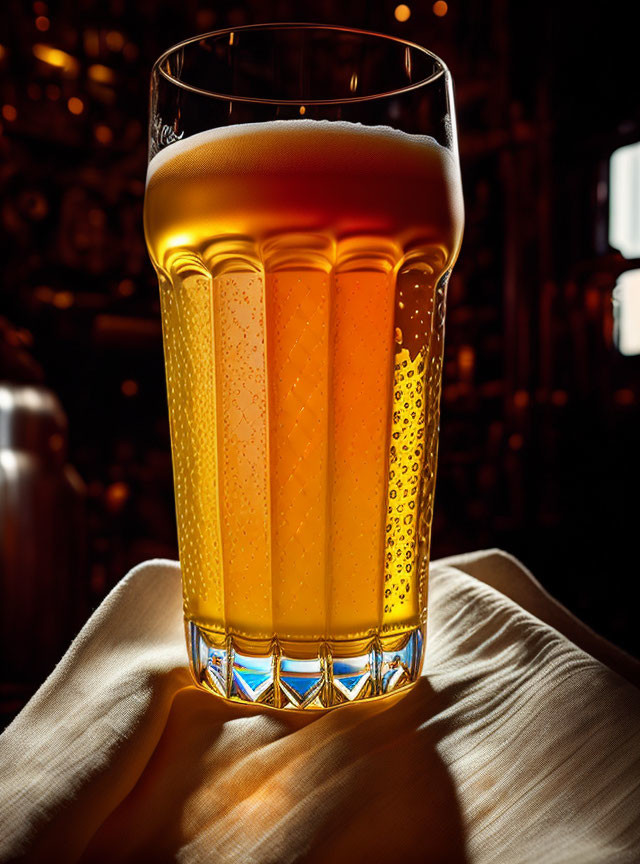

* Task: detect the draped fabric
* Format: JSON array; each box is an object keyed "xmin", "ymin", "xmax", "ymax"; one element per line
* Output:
[{"xmin": 1, "ymin": 550, "xmax": 639, "ymax": 863}]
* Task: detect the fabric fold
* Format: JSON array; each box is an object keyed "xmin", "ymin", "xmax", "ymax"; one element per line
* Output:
[{"xmin": 0, "ymin": 551, "xmax": 638, "ymax": 864}]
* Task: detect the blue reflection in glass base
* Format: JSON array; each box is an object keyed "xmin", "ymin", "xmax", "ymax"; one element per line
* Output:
[{"xmin": 188, "ymin": 622, "xmax": 425, "ymax": 711}]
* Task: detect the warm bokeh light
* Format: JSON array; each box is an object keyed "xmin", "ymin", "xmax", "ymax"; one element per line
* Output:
[
  {"xmin": 551, "ymin": 390, "xmax": 568, "ymax": 406},
  {"xmin": 33, "ymin": 43, "xmax": 79, "ymax": 74},
  {"xmin": 614, "ymin": 388, "xmax": 635, "ymax": 406},
  {"xmin": 584, "ymin": 286, "xmax": 600, "ymax": 314},
  {"xmin": 83, "ymin": 29, "xmax": 100, "ymax": 57},
  {"xmin": 433, "ymin": 1, "xmax": 448, "ymax": 16},
  {"xmin": 117, "ymin": 279, "xmax": 135, "ymax": 297},
  {"xmin": 105, "ymin": 30, "xmax": 125, "ymax": 51},
  {"xmin": 513, "ymin": 390, "xmax": 530, "ymax": 408},
  {"xmin": 88, "ymin": 64, "xmax": 115, "ymax": 84},
  {"xmin": 105, "ymin": 481, "xmax": 130, "ymax": 512},
  {"xmin": 33, "ymin": 0, "xmax": 47, "ymax": 13},
  {"xmin": 45, "ymin": 83, "xmax": 60, "ymax": 100},
  {"xmin": 121, "ymin": 379, "xmax": 139, "ymax": 397},
  {"xmin": 35, "ymin": 15, "xmax": 49, "ymax": 31},
  {"xmin": 458, "ymin": 345, "xmax": 475, "ymax": 377},
  {"xmin": 299, "ymin": 105, "xmax": 306, "ymax": 115},
  {"xmin": 508, "ymin": 433, "xmax": 524, "ymax": 451},
  {"xmin": 196, "ymin": 9, "xmax": 216, "ymax": 30},
  {"xmin": 33, "ymin": 285, "xmax": 53, "ymax": 304},
  {"xmin": 0, "ymin": 44, "xmax": 5, "ymax": 61},
  {"xmin": 48, "ymin": 433, "xmax": 65, "ymax": 453},
  {"xmin": 394, "ymin": 4, "xmax": 411, "ymax": 22},
  {"xmin": 1, "ymin": 104, "xmax": 17, "ymax": 122},
  {"xmin": 67, "ymin": 96, "xmax": 84, "ymax": 115},
  {"xmin": 94, "ymin": 124, "xmax": 113, "ymax": 144},
  {"xmin": 122, "ymin": 42, "xmax": 138, "ymax": 61},
  {"xmin": 52, "ymin": 291, "xmax": 74, "ymax": 309}
]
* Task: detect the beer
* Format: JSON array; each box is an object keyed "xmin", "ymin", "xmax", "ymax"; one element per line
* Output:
[{"xmin": 144, "ymin": 119, "xmax": 463, "ymax": 705}]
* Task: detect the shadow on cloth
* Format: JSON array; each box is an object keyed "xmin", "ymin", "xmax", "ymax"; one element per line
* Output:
[{"xmin": 79, "ymin": 677, "xmax": 468, "ymax": 863}]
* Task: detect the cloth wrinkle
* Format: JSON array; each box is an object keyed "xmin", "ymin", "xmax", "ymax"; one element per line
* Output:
[{"xmin": 0, "ymin": 550, "xmax": 638, "ymax": 864}]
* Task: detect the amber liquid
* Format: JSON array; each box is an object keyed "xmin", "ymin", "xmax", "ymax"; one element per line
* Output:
[{"xmin": 144, "ymin": 120, "xmax": 463, "ymax": 651}]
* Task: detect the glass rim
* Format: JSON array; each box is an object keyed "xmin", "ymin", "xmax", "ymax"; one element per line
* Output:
[{"xmin": 153, "ymin": 22, "xmax": 449, "ymax": 106}]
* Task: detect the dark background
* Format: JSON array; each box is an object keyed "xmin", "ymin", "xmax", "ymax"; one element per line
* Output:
[{"xmin": 1, "ymin": 0, "xmax": 639, "ymax": 720}]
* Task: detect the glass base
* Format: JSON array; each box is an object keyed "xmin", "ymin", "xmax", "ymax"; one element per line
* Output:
[{"xmin": 187, "ymin": 622, "xmax": 425, "ymax": 710}]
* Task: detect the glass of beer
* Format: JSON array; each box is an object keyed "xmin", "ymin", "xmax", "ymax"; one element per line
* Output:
[{"xmin": 144, "ymin": 25, "xmax": 463, "ymax": 709}]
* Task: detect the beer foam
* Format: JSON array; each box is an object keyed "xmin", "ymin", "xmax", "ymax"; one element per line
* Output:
[{"xmin": 146, "ymin": 119, "xmax": 458, "ymax": 187}]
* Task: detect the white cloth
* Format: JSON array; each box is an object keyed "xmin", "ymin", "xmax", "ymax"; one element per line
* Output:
[{"xmin": 0, "ymin": 550, "xmax": 638, "ymax": 863}]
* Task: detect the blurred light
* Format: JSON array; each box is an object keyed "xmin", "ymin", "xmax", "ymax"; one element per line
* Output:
[
  {"xmin": 0, "ymin": 388, "xmax": 13, "ymax": 411},
  {"xmin": 88, "ymin": 208, "xmax": 105, "ymax": 227},
  {"xmin": 27, "ymin": 83, "xmax": 42, "ymax": 100},
  {"xmin": 49, "ymin": 433, "xmax": 64, "ymax": 452},
  {"xmin": 508, "ymin": 433, "xmax": 524, "ymax": 451},
  {"xmin": 0, "ymin": 45, "xmax": 5, "ymax": 61},
  {"xmin": 67, "ymin": 96, "xmax": 84, "ymax": 115},
  {"xmin": 105, "ymin": 481, "xmax": 129, "ymax": 512},
  {"xmin": 229, "ymin": 32, "xmax": 234, "ymax": 45},
  {"xmin": 23, "ymin": 190, "xmax": 48, "ymax": 220},
  {"xmin": 551, "ymin": 390, "xmax": 568, "ymax": 406},
  {"xmin": 610, "ymin": 141, "xmax": 640, "ymax": 258},
  {"xmin": 117, "ymin": 279, "xmax": 135, "ymax": 297},
  {"xmin": 513, "ymin": 390, "xmax": 529, "ymax": 408},
  {"xmin": 196, "ymin": 9, "xmax": 216, "ymax": 30},
  {"xmin": 35, "ymin": 16, "xmax": 50, "ymax": 31},
  {"xmin": 88, "ymin": 64, "xmax": 115, "ymax": 84},
  {"xmin": 443, "ymin": 384, "xmax": 458, "ymax": 402},
  {"xmin": 584, "ymin": 286, "xmax": 600, "ymax": 314},
  {"xmin": 34, "ymin": 285, "xmax": 54, "ymax": 303},
  {"xmin": 83, "ymin": 29, "xmax": 100, "ymax": 57},
  {"xmin": 614, "ymin": 388, "xmax": 635, "ymax": 406},
  {"xmin": 121, "ymin": 379, "xmax": 139, "ymax": 397},
  {"xmin": 0, "ymin": 450, "xmax": 19, "ymax": 475},
  {"xmin": 45, "ymin": 84, "xmax": 60, "ymax": 100},
  {"xmin": 94, "ymin": 124, "xmax": 113, "ymax": 144},
  {"xmin": 53, "ymin": 291, "xmax": 74, "ymax": 309},
  {"xmin": 458, "ymin": 345, "xmax": 475, "ymax": 377},
  {"xmin": 91, "ymin": 563, "xmax": 106, "ymax": 594},
  {"xmin": 33, "ymin": 1, "xmax": 47, "ymax": 13},
  {"xmin": 433, "ymin": 1, "xmax": 448, "ymax": 15},
  {"xmin": 394, "ymin": 4, "xmax": 411, "ymax": 21},
  {"xmin": 299, "ymin": 105, "xmax": 306, "ymax": 115},
  {"xmin": 13, "ymin": 387, "xmax": 42, "ymax": 410},
  {"xmin": 122, "ymin": 42, "xmax": 138, "ymax": 61},
  {"xmin": 1, "ymin": 104, "xmax": 17, "ymax": 122},
  {"xmin": 106, "ymin": 30, "xmax": 125, "ymax": 51},
  {"xmin": 613, "ymin": 269, "xmax": 640, "ymax": 356},
  {"xmin": 387, "ymin": 100, "xmax": 401, "ymax": 120},
  {"xmin": 33, "ymin": 43, "xmax": 79, "ymax": 74},
  {"xmin": 349, "ymin": 73, "xmax": 358, "ymax": 93}
]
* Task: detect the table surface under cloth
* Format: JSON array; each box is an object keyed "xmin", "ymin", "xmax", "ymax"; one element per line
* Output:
[{"xmin": 1, "ymin": 549, "xmax": 639, "ymax": 863}]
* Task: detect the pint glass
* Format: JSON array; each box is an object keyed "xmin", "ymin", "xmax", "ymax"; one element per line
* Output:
[{"xmin": 144, "ymin": 25, "xmax": 464, "ymax": 709}]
